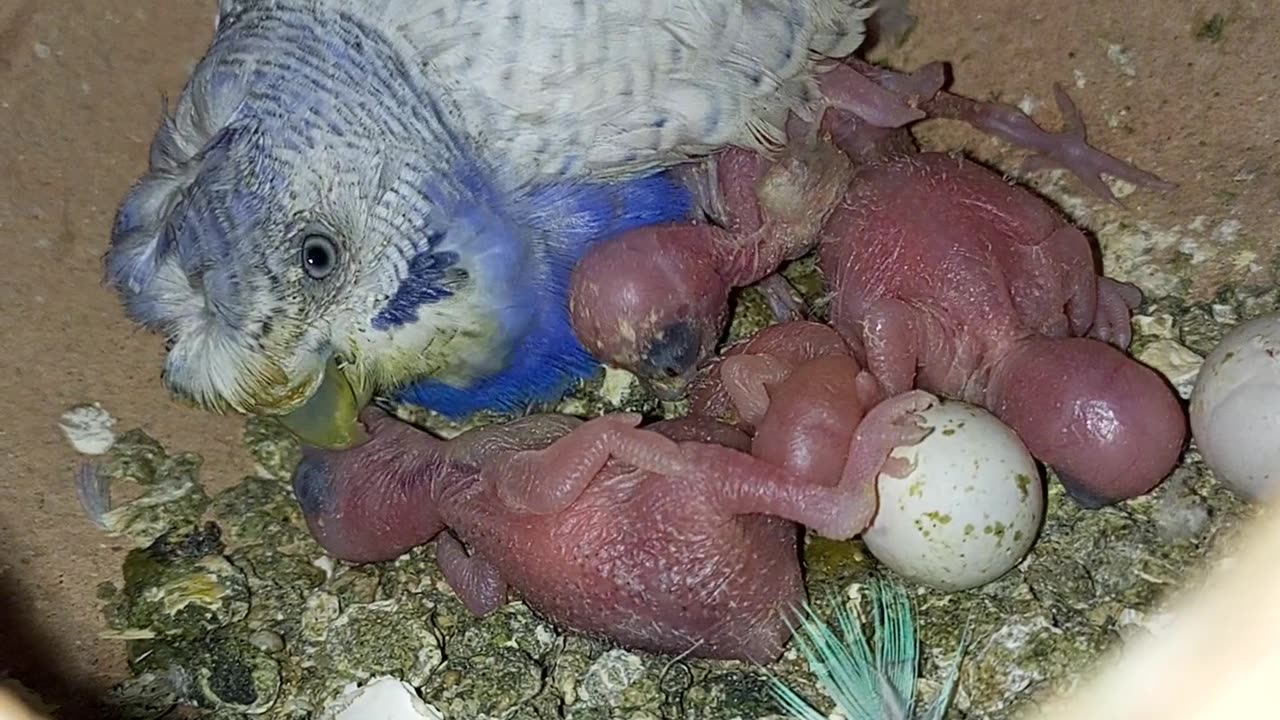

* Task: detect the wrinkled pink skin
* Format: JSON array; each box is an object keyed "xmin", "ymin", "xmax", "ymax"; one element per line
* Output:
[
  {"xmin": 570, "ymin": 143, "xmax": 854, "ymax": 399},
  {"xmin": 572, "ymin": 59, "xmax": 1176, "ymax": 399},
  {"xmin": 292, "ymin": 381, "xmax": 921, "ymax": 661},
  {"xmin": 820, "ymin": 150, "xmax": 1187, "ymax": 506},
  {"xmin": 689, "ymin": 320, "xmax": 936, "ymax": 533},
  {"xmin": 294, "ymin": 410, "xmax": 799, "ymax": 662},
  {"xmin": 572, "ymin": 60, "xmax": 1183, "ymax": 507}
]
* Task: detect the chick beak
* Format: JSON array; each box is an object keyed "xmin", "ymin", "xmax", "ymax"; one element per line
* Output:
[{"xmin": 277, "ymin": 358, "xmax": 374, "ymax": 449}]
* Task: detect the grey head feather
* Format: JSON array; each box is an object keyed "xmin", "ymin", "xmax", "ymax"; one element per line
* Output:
[
  {"xmin": 108, "ymin": 120, "xmax": 280, "ymax": 334},
  {"xmin": 108, "ymin": 32, "xmax": 255, "ymax": 313}
]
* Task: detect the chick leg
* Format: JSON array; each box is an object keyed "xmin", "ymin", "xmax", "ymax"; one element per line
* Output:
[
  {"xmin": 718, "ymin": 353, "xmax": 795, "ymax": 426},
  {"xmin": 486, "ymin": 414, "xmax": 684, "ymax": 515},
  {"xmin": 848, "ymin": 58, "xmax": 1176, "ymax": 204},
  {"xmin": 686, "ymin": 391, "xmax": 933, "ymax": 540},
  {"xmin": 435, "ymin": 531, "xmax": 507, "ymax": 616},
  {"xmin": 859, "ymin": 299, "xmax": 927, "ymax": 397},
  {"xmin": 814, "ymin": 59, "xmax": 942, "ymax": 128},
  {"xmin": 939, "ymin": 85, "xmax": 1175, "ymax": 204},
  {"xmin": 1090, "ymin": 277, "xmax": 1144, "ymax": 350},
  {"xmin": 838, "ymin": 390, "xmax": 939, "ymax": 502}
]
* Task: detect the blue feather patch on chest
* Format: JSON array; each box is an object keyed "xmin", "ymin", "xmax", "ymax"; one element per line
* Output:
[{"xmin": 396, "ymin": 170, "xmax": 694, "ymax": 418}]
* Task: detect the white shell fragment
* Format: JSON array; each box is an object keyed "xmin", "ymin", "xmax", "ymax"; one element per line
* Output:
[
  {"xmin": 1136, "ymin": 339, "xmax": 1204, "ymax": 400},
  {"xmin": 58, "ymin": 402, "xmax": 117, "ymax": 455},
  {"xmin": 862, "ymin": 400, "xmax": 1045, "ymax": 592},
  {"xmin": 317, "ymin": 676, "xmax": 443, "ymax": 720},
  {"xmin": 1190, "ymin": 314, "xmax": 1280, "ymax": 501}
]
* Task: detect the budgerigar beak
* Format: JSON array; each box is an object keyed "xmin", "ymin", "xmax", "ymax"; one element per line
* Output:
[{"xmin": 277, "ymin": 357, "xmax": 374, "ymax": 450}]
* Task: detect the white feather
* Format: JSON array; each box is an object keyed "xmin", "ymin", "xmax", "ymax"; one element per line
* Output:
[{"xmin": 357, "ymin": 0, "xmax": 877, "ymax": 182}]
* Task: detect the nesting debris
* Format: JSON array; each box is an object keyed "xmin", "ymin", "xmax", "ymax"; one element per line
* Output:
[
  {"xmin": 59, "ymin": 402, "xmax": 117, "ymax": 455},
  {"xmin": 316, "ymin": 677, "xmax": 443, "ymax": 720},
  {"xmin": 73, "ymin": 431, "xmax": 209, "ymax": 546}
]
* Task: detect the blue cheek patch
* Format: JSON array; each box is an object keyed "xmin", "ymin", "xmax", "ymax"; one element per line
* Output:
[
  {"xmin": 395, "ymin": 169, "xmax": 694, "ymax": 419},
  {"xmin": 372, "ymin": 247, "xmax": 460, "ymax": 331}
]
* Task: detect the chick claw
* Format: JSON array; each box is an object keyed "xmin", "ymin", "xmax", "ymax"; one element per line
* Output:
[{"xmin": 845, "ymin": 390, "xmax": 938, "ymax": 484}]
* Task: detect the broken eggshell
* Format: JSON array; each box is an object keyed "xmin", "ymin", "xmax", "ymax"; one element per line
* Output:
[
  {"xmin": 317, "ymin": 676, "xmax": 443, "ymax": 720},
  {"xmin": 862, "ymin": 400, "xmax": 1045, "ymax": 592},
  {"xmin": 1190, "ymin": 313, "xmax": 1280, "ymax": 502}
]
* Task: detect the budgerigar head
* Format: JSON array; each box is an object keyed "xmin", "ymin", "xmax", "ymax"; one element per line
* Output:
[{"xmin": 105, "ymin": 6, "xmax": 535, "ymax": 448}]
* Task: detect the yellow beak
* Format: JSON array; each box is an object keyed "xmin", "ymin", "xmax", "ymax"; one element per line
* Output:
[{"xmin": 277, "ymin": 357, "xmax": 374, "ymax": 449}]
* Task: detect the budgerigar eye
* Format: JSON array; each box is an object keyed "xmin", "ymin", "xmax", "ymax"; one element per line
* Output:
[{"xmin": 301, "ymin": 233, "xmax": 338, "ymax": 279}]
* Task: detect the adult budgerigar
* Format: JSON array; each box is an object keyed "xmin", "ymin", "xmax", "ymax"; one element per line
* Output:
[{"xmin": 105, "ymin": 0, "xmax": 907, "ymax": 448}]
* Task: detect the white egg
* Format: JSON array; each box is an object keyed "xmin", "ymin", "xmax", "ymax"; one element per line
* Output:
[
  {"xmin": 1190, "ymin": 313, "xmax": 1280, "ymax": 501},
  {"xmin": 862, "ymin": 399, "xmax": 1045, "ymax": 592}
]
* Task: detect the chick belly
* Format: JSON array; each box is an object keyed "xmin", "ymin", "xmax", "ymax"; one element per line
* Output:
[{"xmin": 512, "ymin": 515, "xmax": 801, "ymax": 663}]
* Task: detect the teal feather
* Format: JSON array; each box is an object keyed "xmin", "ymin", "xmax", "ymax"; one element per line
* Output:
[{"xmin": 766, "ymin": 579, "xmax": 970, "ymax": 720}]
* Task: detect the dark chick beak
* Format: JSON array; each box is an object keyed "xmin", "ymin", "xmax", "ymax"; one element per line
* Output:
[
  {"xmin": 640, "ymin": 321, "xmax": 704, "ymax": 401},
  {"xmin": 277, "ymin": 357, "xmax": 374, "ymax": 449}
]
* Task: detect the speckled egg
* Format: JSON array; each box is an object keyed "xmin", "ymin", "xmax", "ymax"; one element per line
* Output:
[
  {"xmin": 862, "ymin": 400, "xmax": 1045, "ymax": 592},
  {"xmin": 1190, "ymin": 313, "xmax": 1280, "ymax": 501}
]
